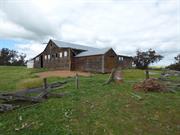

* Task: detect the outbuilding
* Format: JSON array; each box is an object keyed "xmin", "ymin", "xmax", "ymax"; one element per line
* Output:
[
  {"xmin": 27, "ymin": 59, "xmax": 34, "ymax": 68},
  {"xmin": 32, "ymin": 39, "xmax": 133, "ymax": 73}
]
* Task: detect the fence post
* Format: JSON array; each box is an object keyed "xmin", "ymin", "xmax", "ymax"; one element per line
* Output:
[
  {"xmin": 43, "ymin": 78, "xmax": 47, "ymax": 89},
  {"xmin": 75, "ymin": 73, "xmax": 79, "ymax": 89},
  {"xmin": 145, "ymin": 69, "xmax": 150, "ymax": 79}
]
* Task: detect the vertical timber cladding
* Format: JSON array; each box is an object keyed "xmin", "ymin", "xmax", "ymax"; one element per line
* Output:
[
  {"xmin": 104, "ymin": 49, "xmax": 118, "ymax": 72},
  {"xmin": 123, "ymin": 57, "xmax": 133, "ymax": 68},
  {"xmin": 34, "ymin": 56, "xmax": 41, "ymax": 68},
  {"xmin": 118, "ymin": 56, "xmax": 133, "ymax": 68},
  {"xmin": 74, "ymin": 55, "xmax": 103, "ymax": 73},
  {"xmin": 34, "ymin": 41, "xmax": 71, "ymax": 70},
  {"xmin": 70, "ymin": 49, "xmax": 85, "ymax": 71}
]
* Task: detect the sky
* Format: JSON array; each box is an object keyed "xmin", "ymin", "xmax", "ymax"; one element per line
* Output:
[{"xmin": 0, "ymin": 0, "xmax": 179, "ymax": 66}]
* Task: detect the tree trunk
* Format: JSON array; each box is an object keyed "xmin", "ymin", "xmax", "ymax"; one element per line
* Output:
[{"xmin": 145, "ymin": 69, "xmax": 149, "ymax": 79}]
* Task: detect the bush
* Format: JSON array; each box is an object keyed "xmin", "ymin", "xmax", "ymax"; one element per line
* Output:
[{"xmin": 166, "ymin": 63, "xmax": 180, "ymax": 71}]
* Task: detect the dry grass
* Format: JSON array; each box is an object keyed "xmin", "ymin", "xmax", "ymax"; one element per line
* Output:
[
  {"xmin": 16, "ymin": 78, "xmax": 43, "ymax": 90},
  {"xmin": 36, "ymin": 70, "xmax": 92, "ymax": 78}
]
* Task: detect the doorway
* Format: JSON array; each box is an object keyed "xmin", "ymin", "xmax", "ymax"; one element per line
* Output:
[{"xmin": 40, "ymin": 55, "xmax": 43, "ymax": 68}]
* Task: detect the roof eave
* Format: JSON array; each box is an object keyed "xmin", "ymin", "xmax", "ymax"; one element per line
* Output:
[{"xmin": 75, "ymin": 54, "xmax": 104, "ymax": 58}]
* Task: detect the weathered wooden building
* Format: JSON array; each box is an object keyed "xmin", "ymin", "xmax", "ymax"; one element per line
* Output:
[
  {"xmin": 118, "ymin": 55, "xmax": 134, "ymax": 68},
  {"xmin": 32, "ymin": 39, "xmax": 133, "ymax": 73}
]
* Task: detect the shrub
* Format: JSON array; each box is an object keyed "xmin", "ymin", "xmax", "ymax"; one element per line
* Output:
[{"xmin": 166, "ymin": 63, "xmax": 180, "ymax": 71}]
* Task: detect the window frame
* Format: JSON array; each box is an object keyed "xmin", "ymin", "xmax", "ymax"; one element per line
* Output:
[
  {"xmin": 59, "ymin": 52, "xmax": 63, "ymax": 58},
  {"xmin": 48, "ymin": 54, "xmax": 51, "ymax": 60},
  {"xmin": 45, "ymin": 55, "xmax": 47, "ymax": 60},
  {"xmin": 119, "ymin": 57, "xmax": 123, "ymax": 61},
  {"xmin": 64, "ymin": 51, "xmax": 68, "ymax": 57}
]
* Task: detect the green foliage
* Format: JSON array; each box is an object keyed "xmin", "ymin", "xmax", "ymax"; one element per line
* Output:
[
  {"xmin": 134, "ymin": 49, "xmax": 163, "ymax": 69},
  {"xmin": 175, "ymin": 54, "xmax": 180, "ymax": 64},
  {"xmin": 167, "ymin": 54, "xmax": 180, "ymax": 71},
  {"xmin": 167, "ymin": 63, "xmax": 180, "ymax": 71},
  {"xmin": 0, "ymin": 48, "xmax": 26, "ymax": 66},
  {"xmin": 0, "ymin": 66, "xmax": 180, "ymax": 135}
]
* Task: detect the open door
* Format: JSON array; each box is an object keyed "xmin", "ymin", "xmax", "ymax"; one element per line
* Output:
[{"xmin": 40, "ymin": 55, "xmax": 43, "ymax": 68}]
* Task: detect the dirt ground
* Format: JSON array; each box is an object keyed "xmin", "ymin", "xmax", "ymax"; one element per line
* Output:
[{"xmin": 36, "ymin": 70, "xmax": 92, "ymax": 78}]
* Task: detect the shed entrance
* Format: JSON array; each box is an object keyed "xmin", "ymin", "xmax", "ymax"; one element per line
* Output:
[{"xmin": 40, "ymin": 55, "xmax": 43, "ymax": 68}]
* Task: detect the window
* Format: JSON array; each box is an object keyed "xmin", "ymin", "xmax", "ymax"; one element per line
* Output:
[
  {"xmin": 119, "ymin": 57, "xmax": 123, "ymax": 61},
  {"xmin": 132, "ymin": 61, "xmax": 136, "ymax": 67},
  {"xmin": 45, "ymin": 55, "xmax": 47, "ymax": 60},
  {"xmin": 52, "ymin": 54, "xmax": 55, "ymax": 59},
  {"xmin": 56, "ymin": 53, "xmax": 58, "ymax": 58},
  {"xmin": 48, "ymin": 55, "xmax": 51, "ymax": 60},
  {"xmin": 64, "ymin": 51, "xmax": 68, "ymax": 57},
  {"xmin": 59, "ymin": 52, "xmax": 62, "ymax": 58}
]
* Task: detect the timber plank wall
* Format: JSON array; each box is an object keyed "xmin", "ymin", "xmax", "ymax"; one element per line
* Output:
[
  {"xmin": 34, "ymin": 41, "xmax": 70, "ymax": 70},
  {"xmin": 74, "ymin": 55, "xmax": 103, "ymax": 73}
]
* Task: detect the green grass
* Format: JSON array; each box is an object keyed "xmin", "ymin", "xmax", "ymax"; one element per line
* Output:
[
  {"xmin": 16, "ymin": 78, "xmax": 43, "ymax": 90},
  {"xmin": 0, "ymin": 66, "xmax": 180, "ymax": 135},
  {"xmin": 0, "ymin": 66, "xmax": 47, "ymax": 92}
]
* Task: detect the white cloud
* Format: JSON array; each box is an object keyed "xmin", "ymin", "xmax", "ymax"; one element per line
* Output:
[
  {"xmin": 0, "ymin": 0, "xmax": 179, "ymax": 66},
  {"xmin": 15, "ymin": 41, "xmax": 46, "ymax": 60}
]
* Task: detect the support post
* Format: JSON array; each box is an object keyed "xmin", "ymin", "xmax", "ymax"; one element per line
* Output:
[
  {"xmin": 75, "ymin": 73, "xmax": 79, "ymax": 89},
  {"xmin": 43, "ymin": 78, "xmax": 47, "ymax": 89},
  {"xmin": 102, "ymin": 55, "xmax": 105, "ymax": 73}
]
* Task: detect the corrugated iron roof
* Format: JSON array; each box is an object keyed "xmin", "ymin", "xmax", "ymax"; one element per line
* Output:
[
  {"xmin": 118, "ymin": 55, "xmax": 133, "ymax": 58},
  {"xmin": 75, "ymin": 48, "xmax": 111, "ymax": 57},
  {"xmin": 51, "ymin": 39, "xmax": 111, "ymax": 57},
  {"xmin": 51, "ymin": 39, "xmax": 97, "ymax": 51}
]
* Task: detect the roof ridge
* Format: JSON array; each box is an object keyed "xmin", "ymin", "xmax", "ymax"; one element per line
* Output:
[{"xmin": 51, "ymin": 39, "xmax": 98, "ymax": 50}]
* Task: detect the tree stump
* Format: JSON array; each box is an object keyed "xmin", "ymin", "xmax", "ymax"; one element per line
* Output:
[
  {"xmin": 113, "ymin": 70, "xmax": 123, "ymax": 83},
  {"xmin": 103, "ymin": 68, "xmax": 123, "ymax": 85}
]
